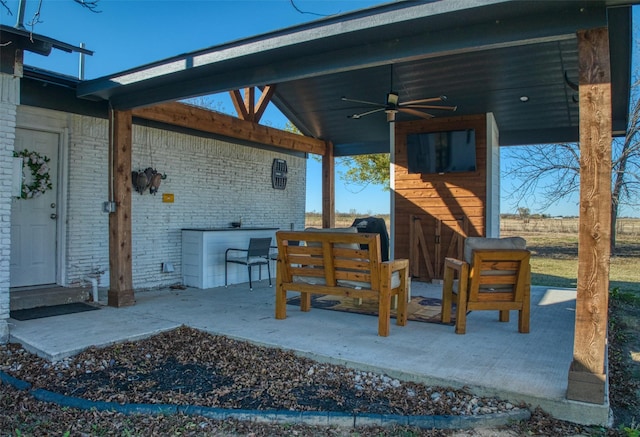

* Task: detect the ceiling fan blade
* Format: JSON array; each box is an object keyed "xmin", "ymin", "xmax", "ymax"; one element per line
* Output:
[
  {"xmin": 400, "ymin": 96, "xmax": 447, "ymax": 106},
  {"xmin": 404, "ymin": 104, "xmax": 458, "ymax": 111},
  {"xmin": 398, "ymin": 108, "xmax": 434, "ymax": 119},
  {"xmin": 341, "ymin": 96, "xmax": 384, "ymax": 107},
  {"xmin": 348, "ymin": 107, "xmax": 386, "ymax": 119}
]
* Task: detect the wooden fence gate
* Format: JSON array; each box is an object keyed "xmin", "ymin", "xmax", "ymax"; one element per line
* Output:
[{"xmin": 409, "ymin": 215, "xmax": 468, "ymax": 281}]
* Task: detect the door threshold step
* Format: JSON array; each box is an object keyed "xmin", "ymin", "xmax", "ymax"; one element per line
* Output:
[{"xmin": 10, "ymin": 286, "xmax": 90, "ymax": 311}]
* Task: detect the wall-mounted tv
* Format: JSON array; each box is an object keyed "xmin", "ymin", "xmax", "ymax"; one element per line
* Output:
[{"xmin": 406, "ymin": 129, "xmax": 476, "ymax": 174}]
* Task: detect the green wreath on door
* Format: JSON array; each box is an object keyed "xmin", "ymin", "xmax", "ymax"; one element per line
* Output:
[{"xmin": 14, "ymin": 149, "xmax": 53, "ymax": 199}]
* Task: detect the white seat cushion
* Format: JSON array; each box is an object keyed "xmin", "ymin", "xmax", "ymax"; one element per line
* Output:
[
  {"xmin": 463, "ymin": 237, "xmax": 527, "ymax": 292},
  {"xmin": 303, "ymin": 227, "xmax": 361, "ymax": 250},
  {"xmin": 337, "ymin": 271, "xmax": 401, "ymax": 290},
  {"xmin": 463, "ymin": 237, "xmax": 526, "ymax": 264},
  {"xmin": 293, "ymin": 271, "xmax": 401, "ymax": 290}
]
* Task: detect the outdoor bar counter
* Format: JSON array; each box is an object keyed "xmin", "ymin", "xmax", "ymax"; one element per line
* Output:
[{"xmin": 182, "ymin": 227, "xmax": 278, "ymax": 289}]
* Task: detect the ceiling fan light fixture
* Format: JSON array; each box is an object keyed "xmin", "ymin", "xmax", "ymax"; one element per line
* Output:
[{"xmin": 341, "ymin": 88, "xmax": 456, "ymax": 122}]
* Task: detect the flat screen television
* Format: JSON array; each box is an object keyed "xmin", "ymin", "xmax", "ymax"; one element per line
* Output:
[{"xmin": 406, "ymin": 129, "xmax": 477, "ymax": 174}]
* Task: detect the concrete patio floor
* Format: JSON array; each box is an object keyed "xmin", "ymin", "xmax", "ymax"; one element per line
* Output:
[{"xmin": 7, "ymin": 280, "xmax": 609, "ymax": 426}]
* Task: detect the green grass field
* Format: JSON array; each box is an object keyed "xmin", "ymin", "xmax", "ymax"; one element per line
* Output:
[
  {"xmin": 305, "ymin": 214, "xmax": 640, "ymax": 294},
  {"xmin": 501, "ymin": 218, "xmax": 639, "ymax": 294}
]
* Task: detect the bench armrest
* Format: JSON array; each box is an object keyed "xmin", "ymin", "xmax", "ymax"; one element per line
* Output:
[
  {"xmin": 444, "ymin": 257, "xmax": 467, "ymax": 273},
  {"xmin": 382, "ymin": 258, "xmax": 409, "ymax": 272},
  {"xmin": 225, "ymin": 248, "xmax": 248, "ymax": 258}
]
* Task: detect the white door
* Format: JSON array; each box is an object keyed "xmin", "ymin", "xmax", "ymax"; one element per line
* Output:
[{"xmin": 10, "ymin": 128, "xmax": 59, "ymax": 287}]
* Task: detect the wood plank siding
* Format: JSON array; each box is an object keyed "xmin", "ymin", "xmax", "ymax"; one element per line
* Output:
[{"xmin": 394, "ymin": 114, "xmax": 488, "ymax": 281}]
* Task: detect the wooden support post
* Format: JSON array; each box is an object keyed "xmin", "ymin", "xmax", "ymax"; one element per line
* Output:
[
  {"xmin": 108, "ymin": 110, "xmax": 135, "ymax": 307},
  {"xmin": 567, "ymin": 27, "xmax": 612, "ymax": 404},
  {"xmin": 322, "ymin": 141, "xmax": 335, "ymax": 228}
]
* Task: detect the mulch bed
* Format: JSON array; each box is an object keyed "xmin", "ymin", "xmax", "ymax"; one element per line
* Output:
[{"xmin": 1, "ymin": 322, "xmax": 634, "ymax": 436}]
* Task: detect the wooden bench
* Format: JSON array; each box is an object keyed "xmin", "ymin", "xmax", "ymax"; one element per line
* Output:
[{"xmin": 274, "ymin": 229, "xmax": 410, "ymax": 336}]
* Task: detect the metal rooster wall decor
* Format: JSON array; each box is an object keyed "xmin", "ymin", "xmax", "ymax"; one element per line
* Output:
[{"xmin": 132, "ymin": 167, "xmax": 167, "ymax": 195}]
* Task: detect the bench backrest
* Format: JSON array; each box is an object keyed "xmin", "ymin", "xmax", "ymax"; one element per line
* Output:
[{"xmin": 276, "ymin": 230, "xmax": 383, "ymax": 291}]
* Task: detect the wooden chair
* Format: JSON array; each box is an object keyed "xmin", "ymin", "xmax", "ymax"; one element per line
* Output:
[{"xmin": 441, "ymin": 237, "xmax": 531, "ymax": 334}]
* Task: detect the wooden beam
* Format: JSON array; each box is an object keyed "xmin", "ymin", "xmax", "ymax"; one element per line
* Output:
[
  {"xmin": 108, "ymin": 110, "xmax": 135, "ymax": 308},
  {"xmin": 322, "ymin": 141, "xmax": 335, "ymax": 228},
  {"xmin": 229, "ymin": 89, "xmax": 249, "ymax": 120},
  {"xmin": 228, "ymin": 86, "xmax": 275, "ymax": 123},
  {"xmin": 567, "ymin": 27, "xmax": 612, "ymax": 404},
  {"xmin": 132, "ymin": 102, "xmax": 326, "ymax": 156},
  {"xmin": 244, "ymin": 87, "xmax": 255, "ymax": 121},
  {"xmin": 254, "ymin": 85, "xmax": 276, "ymax": 123}
]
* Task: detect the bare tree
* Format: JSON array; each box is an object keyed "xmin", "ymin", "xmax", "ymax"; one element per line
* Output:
[
  {"xmin": 503, "ymin": 80, "xmax": 640, "ymax": 253},
  {"xmin": 1, "ymin": 1, "xmax": 11, "ymax": 15},
  {"xmin": 611, "ymin": 82, "xmax": 640, "ymax": 250},
  {"xmin": 72, "ymin": 0, "xmax": 100, "ymax": 13},
  {"xmin": 0, "ymin": 0, "xmax": 100, "ymax": 32}
]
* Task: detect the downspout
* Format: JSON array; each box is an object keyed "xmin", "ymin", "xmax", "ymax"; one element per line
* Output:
[{"xmin": 86, "ymin": 276, "xmax": 99, "ymax": 303}]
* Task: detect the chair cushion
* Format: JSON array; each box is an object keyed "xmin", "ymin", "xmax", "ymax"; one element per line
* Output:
[
  {"xmin": 293, "ymin": 275, "xmax": 327, "ymax": 285},
  {"xmin": 463, "ymin": 237, "xmax": 526, "ymax": 264},
  {"xmin": 293, "ymin": 270, "xmax": 401, "ymax": 290},
  {"xmin": 303, "ymin": 227, "xmax": 360, "ymax": 250},
  {"xmin": 303, "ymin": 227, "xmax": 358, "ymax": 233},
  {"xmin": 337, "ymin": 271, "xmax": 401, "ymax": 290},
  {"xmin": 227, "ymin": 255, "xmax": 268, "ymax": 265}
]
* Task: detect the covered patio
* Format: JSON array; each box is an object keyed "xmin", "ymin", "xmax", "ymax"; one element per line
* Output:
[
  {"xmin": 1, "ymin": 0, "xmax": 637, "ymax": 428},
  {"xmin": 8, "ymin": 280, "xmax": 600, "ymax": 424},
  {"xmin": 78, "ymin": 1, "xmax": 633, "ymax": 417}
]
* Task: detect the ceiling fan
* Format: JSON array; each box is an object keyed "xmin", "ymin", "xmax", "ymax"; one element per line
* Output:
[
  {"xmin": 341, "ymin": 92, "xmax": 457, "ymax": 122},
  {"xmin": 341, "ymin": 65, "xmax": 457, "ymax": 122}
]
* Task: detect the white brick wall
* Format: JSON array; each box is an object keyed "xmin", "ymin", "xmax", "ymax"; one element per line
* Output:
[
  {"xmin": 0, "ymin": 73, "xmax": 20, "ymax": 342},
  {"xmin": 65, "ymin": 115, "xmax": 110, "ymax": 286},
  {"xmin": 65, "ymin": 114, "xmax": 306, "ymax": 290}
]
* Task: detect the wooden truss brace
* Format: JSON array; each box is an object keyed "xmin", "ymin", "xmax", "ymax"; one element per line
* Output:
[{"xmin": 229, "ymin": 85, "xmax": 276, "ymax": 123}]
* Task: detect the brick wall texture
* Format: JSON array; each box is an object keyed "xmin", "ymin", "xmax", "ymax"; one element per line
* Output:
[
  {"xmin": 66, "ymin": 113, "xmax": 306, "ymax": 290},
  {"xmin": 0, "ymin": 74, "xmax": 20, "ymax": 341},
  {"xmin": 2, "ymin": 103, "xmax": 306, "ymax": 323}
]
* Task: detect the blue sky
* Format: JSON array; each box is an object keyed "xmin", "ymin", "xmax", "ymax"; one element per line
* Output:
[{"xmin": 2, "ymin": 1, "xmax": 637, "ymax": 217}]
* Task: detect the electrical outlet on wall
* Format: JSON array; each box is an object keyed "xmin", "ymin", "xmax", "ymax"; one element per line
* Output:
[{"xmin": 102, "ymin": 201, "xmax": 116, "ymax": 213}]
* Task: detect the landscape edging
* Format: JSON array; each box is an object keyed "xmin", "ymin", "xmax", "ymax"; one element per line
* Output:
[{"xmin": 1, "ymin": 369, "xmax": 531, "ymax": 429}]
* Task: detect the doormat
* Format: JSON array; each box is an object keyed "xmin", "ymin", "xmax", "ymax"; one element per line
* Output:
[
  {"xmin": 10, "ymin": 302, "xmax": 100, "ymax": 321},
  {"xmin": 286, "ymin": 295, "xmax": 455, "ymax": 325}
]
